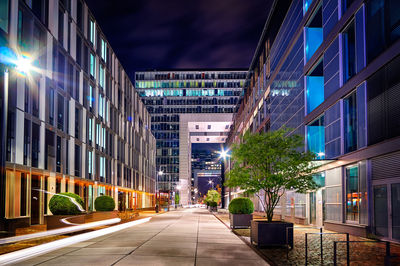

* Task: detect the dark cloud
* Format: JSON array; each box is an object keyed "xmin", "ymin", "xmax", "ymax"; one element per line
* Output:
[{"xmin": 85, "ymin": 0, "xmax": 271, "ymax": 79}]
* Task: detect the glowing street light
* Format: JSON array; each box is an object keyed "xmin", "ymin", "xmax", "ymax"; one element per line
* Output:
[{"xmin": 14, "ymin": 55, "xmax": 34, "ymax": 75}]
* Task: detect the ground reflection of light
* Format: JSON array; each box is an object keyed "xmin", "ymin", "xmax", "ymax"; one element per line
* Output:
[
  {"xmin": 0, "ymin": 218, "xmax": 121, "ymax": 245},
  {"xmin": 0, "ymin": 217, "xmax": 152, "ymax": 265}
]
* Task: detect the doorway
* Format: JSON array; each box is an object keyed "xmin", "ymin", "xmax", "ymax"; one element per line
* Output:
[
  {"xmin": 373, "ymin": 183, "xmax": 400, "ymax": 241},
  {"xmin": 31, "ymin": 175, "xmax": 41, "ymax": 225},
  {"xmin": 309, "ymin": 192, "xmax": 316, "ymax": 225}
]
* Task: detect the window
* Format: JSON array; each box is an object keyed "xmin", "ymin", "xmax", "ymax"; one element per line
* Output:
[
  {"xmin": 20, "ymin": 173, "xmax": 27, "ymax": 216},
  {"xmin": 87, "ymin": 150, "xmax": 93, "ymax": 178},
  {"xmin": 346, "ymin": 165, "xmax": 359, "ymax": 221},
  {"xmin": 75, "ymin": 108, "xmax": 80, "ymax": 139},
  {"xmin": 367, "ymin": 55, "xmax": 400, "ymax": 145},
  {"xmin": 101, "ymin": 38, "xmax": 107, "ymax": 62},
  {"xmin": 303, "ymin": 0, "xmax": 313, "ymax": 14},
  {"xmin": 342, "ymin": 21, "xmax": 356, "ymax": 83},
  {"xmin": 88, "ymin": 117, "xmax": 93, "ymax": 143},
  {"xmin": 366, "ymin": 0, "xmax": 400, "ymax": 62},
  {"xmin": 58, "ymin": 10, "xmax": 64, "ymax": 43},
  {"xmin": 75, "ymin": 145, "xmax": 81, "ymax": 177},
  {"xmin": 56, "ymin": 136, "xmax": 61, "ymax": 172},
  {"xmin": 57, "ymin": 94, "xmax": 64, "ymax": 130},
  {"xmin": 306, "ymin": 60, "xmax": 324, "ymax": 113},
  {"xmin": 341, "ymin": 0, "xmax": 355, "ymax": 15},
  {"xmin": 23, "ymin": 119, "xmax": 30, "ymax": 166},
  {"xmin": 48, "ymin": 88, "xmax": 54, "ymax": 125},
  {"xmin": 305, "ymin": 7, "xmax": 323, "ymax": 62},
  {"xmin": 89, "ymin": 84, "xmax": 94, "ymax": 109},
  {"xmin": 90, "ymin": 53, "xmax": 95, "ymax": 78},
  {"xmin": 307, "ymin": 116, "xmax": 325, "ymax": 159},
  {"xmin": 89, "ymin": 18, "xmax": 95, "ymax": 45},
  {"xmin": 344, "ymin": 91, "xmax": 357, "ymax": 153},
  {"xmin": 99, "ymin": 65, "xmax": 105, "ymax": 88},
  {"xmin": 0, "ymin": 0, "xmax": 9, "ymax": 33}
]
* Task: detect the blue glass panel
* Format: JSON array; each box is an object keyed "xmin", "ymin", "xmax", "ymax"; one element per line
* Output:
[
  {"xmin": 307, "ymin": 124, "xmax": 325, "ymax": 159},
  {"xmin": 313, "ymin": 172, "xmax": 325, "ymax": 187},
  {"xmin": 306, "ymin": 76, "xmax": 324, "ymax": 113},
  {"xmin": 303, "ymin": 0, "xmax": 313, "ymax": 14},
  {"xmin": 305, "ymin": 27, "xmax": 323, "ymax": 61}
]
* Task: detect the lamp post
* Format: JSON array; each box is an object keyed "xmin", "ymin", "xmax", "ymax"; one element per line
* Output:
[
  {"xmin": 208, "ymin": 180, "xmax": 214, "ymax": 190},
  {"xmin": 155, "ymin": 169, "xmax": 163, "ymax": 212},
  {"xmin": 1, "ymin": 53, "xmax": 34, "ymax": 233},
  {"xmin": 218, "ymin": 148, "xmax": 229, "ymax": 209}
]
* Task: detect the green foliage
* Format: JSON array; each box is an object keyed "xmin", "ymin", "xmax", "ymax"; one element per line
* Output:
[
  {"xmin": 175, "ymin": 193, "xmax": 180, "ymax": 205},
  {"xmin": 228, "ymin": 197, "xmax": 254, "ymax": 214},
  {"xmin": 95, "ymin": 195, "xmax": 115, "ymax": 211},
  {"xmin": 49, "ymin": 192, "xmax": 84, "ymax": 215},
  {"xmin": 225, "ymin": 128, "xmax": 319, "ymax": 221},
  {"xmin": 205, "ymin": 189, "xmax": 221, "ymax": 204}
]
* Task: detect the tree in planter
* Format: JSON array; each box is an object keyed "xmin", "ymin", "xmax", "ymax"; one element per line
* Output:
[
  {"xmin": 174, "ymin": 193, "xmax": 180, "ymax": 207},
  {"xmin": 225, "ymin": 129, "xmax": 319, "ymax": 222},
  {"xmin": 206, "ymin": 189, "xmax": 220, "ymax": 210}
]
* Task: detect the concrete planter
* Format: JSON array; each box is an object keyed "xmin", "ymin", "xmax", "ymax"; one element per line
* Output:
[
  {"xmin": 250, "ymin": 220, "xmax": 293, "ymax": 248},
  {"xmin": 46, "ymin": 215, "xmax": 85, "ymax": 230},
  {"xmin": 85, "ymin": 211, "xmax": 118, "ymax": 223},
  {"xmin": 229, "ymin": 213, "xmax": 253, "ymax": 229},
  {"xmin": 209, "ymin": 206, "xmax": 217, "ymax": 212}
]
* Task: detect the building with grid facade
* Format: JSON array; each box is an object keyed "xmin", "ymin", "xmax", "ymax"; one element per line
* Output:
[
  {"xmin": 227, "ymin": 0, "xmax": 400, "ymax": 241},
  {"xmin": 135, "ymin": 70, "xmax": 246, "ymax": 204},
  {"xmin": 0, "ymin": 0, "xmax": 156, "ymax": 233}
]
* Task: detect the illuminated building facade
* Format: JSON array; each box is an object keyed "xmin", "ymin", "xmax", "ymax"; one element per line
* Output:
[
  {"xmin": 227, "ymin": 0, "xmax": 400, "ymax": 241},
  {"xmin": 0, "ymin": 0, "xmax": 156, "ymax": 233},
  {"xmin": 135, "ymin": 70, "xmax": 246, "ymax": 205}
]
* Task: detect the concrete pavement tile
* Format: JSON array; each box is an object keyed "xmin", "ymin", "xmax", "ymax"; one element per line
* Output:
[
  {"xmin": 133, "ymin": 246, "xmax": 196, "ymax": 257},
  {"xmin": 67, "ymin": 241, "xmax": 97, "ymax": 248},
  {"xmin": 40, "ymin": 247, "xmax": 79, "ymax": 257},
  {"xmin": 142, "ymin": 240, "xmax": 197, "ymax": 249},
  {"xmin": 196, "ymin": 246, "xmax": 261, "ymax": 260},
  {"xmin": 87, "ymin": 240, "xmax": 145, "ymax": 248},
  {"xmin": 115, "ymin": 255, "xmax": 195, "ymax": 266},
  {"xmin": 67, "ymin": 247, "xmax": 136, "ymax": 255},
  {"xmin": 10, "ymin": 256, "xmax": 56, "ymax": 266},
  {"xmin": 38, "ymin": 254, "xmax": 124, "ymax": 266},
  {"xmin": 196, "ymin": 257, "xmax": 270, "ymax": 266}
]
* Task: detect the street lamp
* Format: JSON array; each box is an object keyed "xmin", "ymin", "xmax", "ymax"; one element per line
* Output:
[
  {"xmin": 1, "ymin": 51, "xmax": 34, "ymax": 232},
  {"xmin": 208, "ymin": 180, "xmax": 214, "ymax": 190},
  {"xmin": 217, "ymin": 148, "xmax": 230, "ymax": 209}
]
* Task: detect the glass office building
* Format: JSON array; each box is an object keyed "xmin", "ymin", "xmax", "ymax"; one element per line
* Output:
[
  {"xmin": 227, "ymin": 0, "xmax": 400, "ymax": 241},
  {"xmin": 135, "ymin": 70, "xmax": 246, "ymax": 195},
  {"xmin": 0, "ymin": 0, "xmax": 156, "ymax": 234}
]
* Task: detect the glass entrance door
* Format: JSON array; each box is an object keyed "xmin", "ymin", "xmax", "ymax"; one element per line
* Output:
[
  {"xmin": 310, "ymin": 192, "xmax": 316, "ymax": 225},
  {"xmin": 373, "ymin": 183, "xmax": 400, "ymax": 241},
  {"xmin": 31, "ymin": 175, "xmax": 41, "ymax": 225}
]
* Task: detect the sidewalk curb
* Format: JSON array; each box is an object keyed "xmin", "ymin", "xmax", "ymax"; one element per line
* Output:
[{"xmin": 212, "ymin": 212, "xmax": 276, "ymax": 266}]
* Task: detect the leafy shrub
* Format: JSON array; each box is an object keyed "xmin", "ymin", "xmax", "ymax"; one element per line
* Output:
[
  {"xmin": 95, "ymin": 195, "xmax": 115, "ymax": 211},
  {"xmin": 228, "ymin": 197, "xmax": 254, "ymax": 214},
  {"xmin": 49, "ymin": 192, "xmax": 84, "ymax": 215}
]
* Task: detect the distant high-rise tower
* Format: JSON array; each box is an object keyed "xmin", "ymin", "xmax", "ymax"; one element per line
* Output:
[{"xmin": 135, "ymin": 69, "xmax": 246, "ymax": 204}]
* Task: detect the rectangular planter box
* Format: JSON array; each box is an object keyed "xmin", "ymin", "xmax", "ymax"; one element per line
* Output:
[
  {"xmin": 85, "ymin": 211, "xmax": 118, "ymax": 223},
  {"xmin": 250, "ymin": 220, "xmax": 293, "ymax": 248},
  {"xmin": 46, "ymin": 215, "xmax": 85, "ymax": 230},
  {"xmin": 229, "ymin": 213, "xmax": 253, "ymax": 229},
  {"xmin": 209, "ymin": 206, "xmax": 217, "ymax": 212}
]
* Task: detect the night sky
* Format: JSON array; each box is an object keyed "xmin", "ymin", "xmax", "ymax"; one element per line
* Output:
[{"xmin": 85, "ymin": 0, "xmax": 271, "ymax": 80}]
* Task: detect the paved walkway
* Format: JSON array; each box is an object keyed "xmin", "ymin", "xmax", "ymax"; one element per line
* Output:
[{"xmin": 11, "ymin": 208, "xmax": 269, "ymax": 266}]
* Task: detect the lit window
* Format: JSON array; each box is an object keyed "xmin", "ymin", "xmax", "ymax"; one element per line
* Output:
[
  {"xmin": 307, "ymin": 116, "xmax": 325, "ymax": 159},
  {"xmin": 89, "ymin": 18, "xmax": 95, "ymax": 45},
  {"xmin": 101, "ymin": 39, "xmax": 107, "ymax": 62},
  {"xmin": 304, "ymin": 7, "xmax": 323, "ymax": 62},
  {"xmin": 90, "ymin": 53, "xmax": 96, "ymax": 78},
  {"xmin": 306, "ymin": 60, "xmax": 324, "ymax": 114}
]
